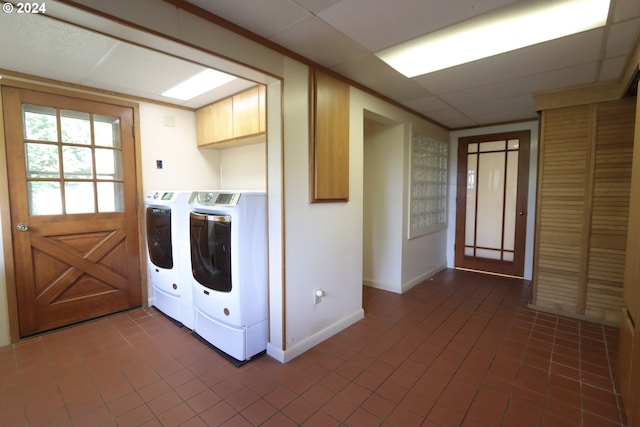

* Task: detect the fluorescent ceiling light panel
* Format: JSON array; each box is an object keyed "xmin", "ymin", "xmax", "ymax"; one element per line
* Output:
[
  {"xmin": 162, "ymin": 68, "xmax": 236, "ymax": 100},
  {"xmin": 376, "ymin": 0, "xmax": 610, "ymax": 78}
]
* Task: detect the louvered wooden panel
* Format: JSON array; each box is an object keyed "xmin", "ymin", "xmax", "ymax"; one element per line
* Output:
[
  {"xmin": 533, "ymin": 105, "xmax": 592, "ymax": 315},
  {"xmin": 585, "ymin": 100, "xmax": 635, "ymax": 323}
]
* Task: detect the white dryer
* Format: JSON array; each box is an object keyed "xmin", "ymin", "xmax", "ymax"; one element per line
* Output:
[
  {"xmin": 145, "ymin": 191, "xmax": 194, "ymax": 328},
  {"xmin": 189, "ymin": 191, "xmax": 267, "ymax": 363}
]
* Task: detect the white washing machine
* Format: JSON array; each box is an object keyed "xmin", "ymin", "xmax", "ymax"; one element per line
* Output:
[
  {"xmin": 145, "ymin": 191, "xmax": 194, "ymax": 329},
  {"xmin": 189, "ymin": 191, "xmax": 267, "ymax": 363}
]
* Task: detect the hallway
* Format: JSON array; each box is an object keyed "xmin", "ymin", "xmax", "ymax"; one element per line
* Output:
[{"xmin": 0, "ymin": 269, "xmax": 624, "ymax": 426}]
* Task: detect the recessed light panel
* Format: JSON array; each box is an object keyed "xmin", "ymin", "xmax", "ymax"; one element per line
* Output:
[
  {"xmin": 376, "ymin": 0, "xmax": 610, "ymax": 78},
  {"xmin": 162, "ymin": 68, "xmax": 236, "ymax": 100}
]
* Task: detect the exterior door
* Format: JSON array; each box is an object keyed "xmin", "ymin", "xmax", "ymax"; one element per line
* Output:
[
  {"xmin": 455, "ymin": 130, "xmax": 530, "ymax": 277},
  {"xmin": 2, "ymin": 86, "xmax": 141, "ymax": 337}
]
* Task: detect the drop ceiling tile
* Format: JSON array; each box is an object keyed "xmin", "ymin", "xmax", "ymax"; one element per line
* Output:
[
  {"xmin": 269, "ymin": 15, "xmax": 370, "ymax": 67},
  {"xmin": 317, "ymin": 0, "xmax": 518, "ymax": 51},
  {"xmin": 440, "ymin": 63, "xmax": 598, "ymax": 107},
  {"xmin": 612, "ymin": 0, "xmax": 640, "ymax": 23},
  {"xmin": 422, "ymin": 108, "xmax": 476, "ymax": 129},
  {"xmin": 605, "ymin": 18, "xmax": 640, "ymax": 58},
  {"xmin": 331, "ymin": 53, "xmax": 432, "ymax": 102},
  {"xmin": 0, "ymin": 13, "xmax": 117, "ymax": 81},
  {"xmin": 413, "ymin": 29, "xmax": 605, "ymax": 95},
  {"xmin": 186, "ymin": 0, "xmax": 310, "ymax": 38},
  {"xmin": 599, "ymin": 56, "xmax": 628, "ymax": 82},
  {"xmin": 292, "ymin": 0, "xmax": 342, "ymax": 14},
  {"xmin": 456, "ymin": 93, "xmax": 537, "ymax": 124},
  {"xmin": 85, "ymin": 43, "xmax": 205, "ymax": 95},
  {"xmin": 402, "ymin": 96, "xmax": 452, "ymax": 114}
]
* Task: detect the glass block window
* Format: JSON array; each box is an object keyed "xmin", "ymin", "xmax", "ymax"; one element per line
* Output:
[{"xmin": 409, "ymin": 133, "xmax": 448, "ymax": 238}]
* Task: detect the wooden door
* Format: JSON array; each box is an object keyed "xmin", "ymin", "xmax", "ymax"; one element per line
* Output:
[
  {"xmin": 2, "ymin": 86, "xmax": 141, "ymax": 337},
  {"xmin": 455, "ymin": 131, "xmax": 530, "ymax": 277}
]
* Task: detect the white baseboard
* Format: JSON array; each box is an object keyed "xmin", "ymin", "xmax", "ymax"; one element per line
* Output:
[
  {"xmin": 363, "ymin": 264, "xmax": 446, "ymax": 295},
  {"xmin": 362, "ymin": 278, "xmax": 400, "ymax": 293},
  {"xmin": 266, "ymin": 308, "xmax": 365, "ymax": 363},
  {"xmin": 401, "ymin": 264, "xmax": 446, "ymax": 293}
]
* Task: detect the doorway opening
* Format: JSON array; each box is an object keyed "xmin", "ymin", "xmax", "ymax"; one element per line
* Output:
[{"xmin": 363, "ymin": 113, "xmax": 404, "ymax": 293}]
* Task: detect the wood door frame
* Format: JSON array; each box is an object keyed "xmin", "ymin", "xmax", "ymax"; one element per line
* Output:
[
  {"xmin": 454, "ymin": 130, "xmax": 530, "ymax": 277},
  {"xmin": 0, "ymin": 77, "xmax": 145, "ymax": 343}
]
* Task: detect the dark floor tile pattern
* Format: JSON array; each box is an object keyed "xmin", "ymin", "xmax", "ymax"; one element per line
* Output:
[{"xmin": 0, "ymin": 269, "xmax": 625, "ymax": 426}]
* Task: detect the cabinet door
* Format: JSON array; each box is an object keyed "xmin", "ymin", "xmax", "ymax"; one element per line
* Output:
[
  {"xmin": 310, "ymin": 69, "xmax": 349, "ymax": 202},
  {"xmin": 211, "ymin": 97, "xmax": 233, "ymax": 142},
  {"xmin": 233, "ymin": 86, "xmax": 260, "ymax": 138},
  {"xmin": 195, "ymin": 105, "xmax": 214, "ymax": 146}
]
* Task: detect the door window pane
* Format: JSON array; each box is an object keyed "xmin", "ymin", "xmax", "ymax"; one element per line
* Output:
[
  {"xmin": 28, "ymin": 182, "xmax": 62, "ymax": 215},
  {"xmin": 94, "ymin": 115, "xmax": 121, "ymax": 148},
  {"xmin": 61, "ymin": 110, "xmax": 91, "ymax": 145},
  {"xmin": 476, "ymin": 151, "xmax": 505, "ymax": 250},
  {"xmin": 97, "ymin": 182, "xmax": 124, "ymax": 212},
  {"xmin": 23, "ymin": 104, "xmax": 57, "ymax": 142},
  {"xmin": 25, "ymin": 143, "xmax": 60, "ymax": 178},
  {"xmin": 65, "ymin": 182, "xmax": 95, "ymax": 214},
  {"xmin": 22, "ymin": 105, "xmax": 126, "ymax": 216},
  {"xmin": 95, "ymin": 148, "xmax": 123, "ymax": 179},
  {"xmin": 62, "ymin": 146, "xmax": 93, "ymax": 179}
]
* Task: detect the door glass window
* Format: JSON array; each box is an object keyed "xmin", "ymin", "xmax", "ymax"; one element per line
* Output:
[
  {"xmin": 28, "ymin": 182, "xmax": 62, "ymax": 215},
  {"xmin": 23, "ymin": 104, "xmax": 57, "ymax": 141},
  {"xmin": 25, "ymin": 143, "xmax": 60, "ymax": 178},
  {"xmin": 464, "ymin": 139, "xmax": 519, "ymax": 261},
  {"xmin": 62, "ymin": 146, "xmax": 93, "ymax": 179},
  {"xmin": 94, "ymin": 115, "xmax": 121, "ymax": 148},
  {"xmin": 22, "ymin": 104, "xmax": 125, "ymax": 215},
  {"xmin": 61, "ymin": 110, "xmax": 91, "ymax": 145},
  {"xmin": 98, "ymin": 182, "xmax": 124, "ymax": 212}
]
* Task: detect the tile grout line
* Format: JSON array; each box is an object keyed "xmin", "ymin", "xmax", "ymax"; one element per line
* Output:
[{"xmin": 602, "ymin": 323, "xmax": 626, "ymax": 426}]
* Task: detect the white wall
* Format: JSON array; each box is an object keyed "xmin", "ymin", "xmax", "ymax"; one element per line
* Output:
[
  {"xmin": 448, "ymin": 121, "xmax": 539, "ymax": 280},
  {"xmin": 139, "ymin": 102, "xmax": 220, "ymax": 192},
  {"xmin": 219, "ymin": 143, "xmax": 266, "ymax": 191}
]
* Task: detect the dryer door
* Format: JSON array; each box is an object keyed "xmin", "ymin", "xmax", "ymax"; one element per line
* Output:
[
  {"xmin": 190, "ymin": 212, "xmax": 232, "ymax": 292},
  {"xmin": 146, "ymin": 207, "xmax": 173, "ymax": 269}
]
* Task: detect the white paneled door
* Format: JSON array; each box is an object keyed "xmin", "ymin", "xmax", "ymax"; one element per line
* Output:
[{"xmin": 455, "ymin": 131, "xmax": 530, "ymax": 277}]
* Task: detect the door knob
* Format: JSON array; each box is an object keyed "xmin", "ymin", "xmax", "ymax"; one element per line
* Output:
[
  {"xmin": 16, "ymin": 223, "xmax": 29, "ymax": 232},
  {"xmin": 518, "ymin": 211, "xmax": 525, "ymax": 216}
]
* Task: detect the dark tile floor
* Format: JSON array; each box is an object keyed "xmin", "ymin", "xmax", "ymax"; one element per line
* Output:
[{"xmin": 0, "ymin": 269, "xmax": 625, "ymax": 426}]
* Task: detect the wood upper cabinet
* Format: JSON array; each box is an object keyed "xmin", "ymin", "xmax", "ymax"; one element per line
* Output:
[
  {"xmin": 233, "ymin": 86, "xmax": 262, "ymax": 137},
  {"xmin": 310, "ymin": 68, "xmax": 350, "ymax": 202},
  {"xmin": 196, "ymin": 85, "xmax": 265, "ymax": 148}
]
